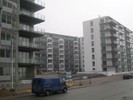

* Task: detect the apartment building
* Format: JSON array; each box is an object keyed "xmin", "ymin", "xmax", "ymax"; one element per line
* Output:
[
  {"xmin": 79, "ymin": 37, "xmax": 85, "ymax": 72},
  {"xmin": 35, "ymin": 32, "xmax": 81, "ymax": 74},
  {"xmin": 83, "ymin": 16, "xmax": 133, "ymax": 74},
  {"xmin": 0, "ymin": 0, "xmax": 45, "ymax": 84}
]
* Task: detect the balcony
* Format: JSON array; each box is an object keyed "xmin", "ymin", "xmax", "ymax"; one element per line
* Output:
[
  {"xmin": 0, "ymin": 40, "xmax": 11, "ymax": 46},
  {"xmin": 108, "ymin": 20, "xmax": 117, "ymax": 26},
  {"xmin": 20, "ymin": 0, "xmax": 45, "ymax": 12},
  {"xmin": 20, "ymin": 9, "xmax": 45, "ymax": 25},
  {"xmin": 19, "ymin": 41, "xmax": 43, "ymax": 51},
  {"xmin": 19, "ymin": 24, "xmax": 44, "ymax": 37},
  {"xmin": 0, "ymin": 58, "xmax": 11, "ymax": 63},
  {"xmin": 18, "ymin": 58, "xmax": 40, "ymax": 66}
]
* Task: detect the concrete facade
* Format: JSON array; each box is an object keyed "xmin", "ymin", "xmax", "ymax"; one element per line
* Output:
[
  {"xmin": 35, "ymin": 32, "xmax": 81, "ymax": 74},
  {"xmin": 0, "ymin": 0, "xmax": 45, "ymax": 85},
  {"xmin": 83, "ymin": 16, "xmax": 133, "ymax": 73}
]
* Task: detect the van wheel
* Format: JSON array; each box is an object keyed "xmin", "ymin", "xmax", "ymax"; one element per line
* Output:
[
  {"xmin": 46, "ymin": 91, "xmax": 50, "ymax": 96},
  {"xmin": 63, "ymin": 88, "xmax": 67, "ymax": 93}
]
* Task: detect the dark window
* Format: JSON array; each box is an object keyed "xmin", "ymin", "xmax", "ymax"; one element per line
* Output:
[
  {"xmin": 2, "ymin": 14, "xmax": 6, "ymax": 23},
  {"xmin": 3, "ymin": 0, "xmax": 7, "ymax": 7},
  {"xmin": 90, "ymin": 21, "xmax": 93, "ymax": 26},
  {"xmin": 91, "ymin": 28, "xmax": 93, "ymax": 33},
  {"xmin": 1, "ymin": 32, "xmax": 6, "ymax": 40},
  {"xmin": 7, "ymin": 16, "xmax": 12, "ymax": 24},
  {"xmin": 103, "ymin": 54, "xmax": 106, "ymax": 58},
  {"xmin": 0, "ymin": 67, "xmax": 3, "ymax": 75},
  {"xmin": 8, "ymin": 2, "xmax": 12, "ymax": 8},
  {"xmin": 103, "ymin": 61, "xmax": 107, "ymax": 65},
  {"xmin": 0, "ymin": 49, "xmax": 5, "ymax": 57},
  {"xmin": 91, "ymin": 41, "xmax": 94, "ymax": 46},
  {"xmin": 91, "ymin": 34, "xmax": 94, "ymax": 40},
  {"xmin": 6, "ymin": 34, "xmax": 11, "ymax": 40},
  {"xmin": 92, "ymin": 61, "xmax": 95, "ymax": 66},
  {"xmin": 93, "ymin": 68, "xmax": 95, "ymax": 71},
  {"xmin": 92, "ymin": 48, "xmax": 94, "ymax": 53},
  {"xmin": 6, "ymin": 50, "xmax": 11, "ymax": 58},
  {"xmin": 92, "ymin": 54, "xmax": 95, "ymax": 59}
]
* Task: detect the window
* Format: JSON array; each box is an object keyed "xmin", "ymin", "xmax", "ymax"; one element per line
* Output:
[
  {"xmin": 48, "ymin": 49, "xmax": 52, "ymax": 53},
  {"xmin": 91, "ymin": 28, "xmax": 94, "ymax": 33},
  {"xmin": 47, "ymin": 44, "xmax": 52, "ymax": 48},
  {"xmin": 103, "ymin": 61, "xmax": 107, "ymax": 65},
  {"xmin": 7, "ymin": 16, "xmax": 12, "ymax": 24},
  {"xmin": 0, "ymin": 67, "xmax": 3, "ymax": 75},
  {"xmin": 91, "ymin": 34, "xmax": 94, "ymax": 40},
  {"xmin": 60, "ymin": 55, "xmax": 64, "ymax": 58},
  {"xmin": 90, "ymin": 21, "xmax": 93, "ymax": 26},
  {"xmin": 6, "ymin": 50, "xmax": 11, "ymax": 58},
  {"xmin": 48, "ymin": 54, "xmax": 52, "ymax": 58},
  {"xmin": 60, "ymin": 60, "xmax": 64, "ymax": 63},
  {"xmin": 93, "ymin": 68, "xmax": 95, "ymax": 71},
  {"xmin": 6, "ymin": 34, "xmax": 11, "ymax": 40},
  {"xmin": 91, "ymin": 41, "xmax": 94, "ymax": 46},
  {"xmin": 92, "ymin": 54, "xmax": 95, "ymax": 60},
  {"xmin": 60, "ymin": 50, "xmax": 64, "ymax": 53},
  {"xmin": 8, "ymin": 2, "xmax": 12, "ymax": 8},
  {"xmin": 74, "ymin": 51, "xmax": 78, "ymax": 54},
  {"xmin": 102, "ymin": 47, "xmax": 106, "ymax": 51},
  {"xmin": 48, "ymin": 65, "xmax": 53, "ymax": 68},
  {"xmin": 103, "ymin": 54, "xmax": 106, "ymax": 58},
  {"xmin": 0, "ymin": 49, "xmax": 5, "ymax": 57},
  {"xmin": 59, "ymin": 45, "xmax": 64, "ymax": 49},
  {"xmin": 2, "ymin": 14, "xmax": 6, "ymax": 23},
  {"xmin": 3, "ymin": 0, "xmax": 7, "ymax": 7},
  {"xmin": 92, "ymin": 61, "xmax": 95, "ymax": 66},
  {"xmin": 48, "ymin": 60, "xmax": 52, "ymax": 63},
  {"xmin": 1, "ymin": 32, "xmax": 6, "ymax": 40},
  {"xmin": 47, "ymin": 39, "xmax": 52, "ymax": 42},
  {"xmin": 2, "ymin": 14, "xmax": 12, "ymax": 24},
  {"xmin": 92, "ymin": 48, "xmax": 95, "ymax": 53}
]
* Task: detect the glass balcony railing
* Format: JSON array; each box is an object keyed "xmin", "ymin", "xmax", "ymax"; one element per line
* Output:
[
  {"xmin": 19, "ymin": 40, "xmax": 41, "ymax": 48},
  {"xmin": 19, "ymin": 24, "xmax": 45, "ymax": 34},
  {"xmin": 26, "ymin": 0, "xmax": 45, "ymax": 7},
  {"xmin": 20, "ymin": 9, "xmax": 45, "ymax": 20},
  {"xmin": 19, "ymin": 58, "xmax": 40, "ymax": 64}
]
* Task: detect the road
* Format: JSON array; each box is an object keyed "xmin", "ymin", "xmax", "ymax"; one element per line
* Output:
[{"xmin": 6, "ymin": 79, "xmax": 133, "ymax": 100}]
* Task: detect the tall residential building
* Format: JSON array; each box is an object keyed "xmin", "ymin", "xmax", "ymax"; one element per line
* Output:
[
  {"xmin": 0, "ymin": 0, "xmax": 45, "ymax": 85},
  {"xmin": 83, "ymin": 16, "xmax": 133, "ymax": 74},
  {"xmin": 79, "ymin": 37, "xmax": 85, "ymax": 72},
  {"xmin": 35, "ymin": 32, "xmax": 80, "ymax": 74}
]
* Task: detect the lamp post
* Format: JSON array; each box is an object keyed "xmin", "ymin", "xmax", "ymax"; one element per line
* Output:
[{"xmin": 11, "ymin": 39, "xmax": 14, "ymax": 89}]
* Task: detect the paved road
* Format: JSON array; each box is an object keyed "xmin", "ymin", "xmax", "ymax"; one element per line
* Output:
[{"xmin": 6, "ymin": 79, "xmax": 133, "ymax": 100}]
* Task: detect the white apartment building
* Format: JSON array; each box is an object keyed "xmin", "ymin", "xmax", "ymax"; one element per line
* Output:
[{"xmin": 83, "ymin": 16, "xmax": 133, "ymax": 74}]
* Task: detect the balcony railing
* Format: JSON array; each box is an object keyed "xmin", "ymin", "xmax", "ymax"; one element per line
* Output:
[
  {"xmin": 19, "ymin": 24, "xmax": 45, "ymax": 34},
  {"xmin": 26, "ymin": 0, "xmax": 45, "ymax": 7},
  {"xmin": 19, "ymin": 40, "xmax": 41, "ymax": 48},
  {"xmin": 20, "ymin": 9, "xmax": 45, "ymax": 20},
  {"xmin": 19, "ymin": 58, "xmax": 40, "ymax": 64}
]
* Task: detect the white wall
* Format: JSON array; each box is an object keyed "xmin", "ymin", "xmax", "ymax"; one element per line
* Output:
[{"xmin": 83, "ymin": 18, "xmax": 102, "ymax": 72}]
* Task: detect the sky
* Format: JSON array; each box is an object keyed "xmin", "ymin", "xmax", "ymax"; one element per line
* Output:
[{"xmin": 36, "ymin": 0, "xmax": 133, "ymax": 37}]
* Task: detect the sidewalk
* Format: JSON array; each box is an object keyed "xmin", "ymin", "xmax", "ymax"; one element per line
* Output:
[{"xmin": 0, "ymin": 74, "xmax": 123, "ymax": 99}]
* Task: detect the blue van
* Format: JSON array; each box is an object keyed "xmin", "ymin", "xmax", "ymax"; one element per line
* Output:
[{"xmin": 32, "ymin": 78, "xmax": 67, "ymax": 96}]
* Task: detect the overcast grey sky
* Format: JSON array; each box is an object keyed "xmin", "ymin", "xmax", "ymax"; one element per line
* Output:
[{"xmin": 36, "ymin": 0, "xmax": 133, "ymax": 37}]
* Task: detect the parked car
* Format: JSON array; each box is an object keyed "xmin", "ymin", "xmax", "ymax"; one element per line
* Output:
[
  {"xmin": 123, "ymin": 73, "xmax": 133, "ymax": 79},
  {"xmin": 32, "ymin": 78, "xmax": 67, "ymax": 96}
]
